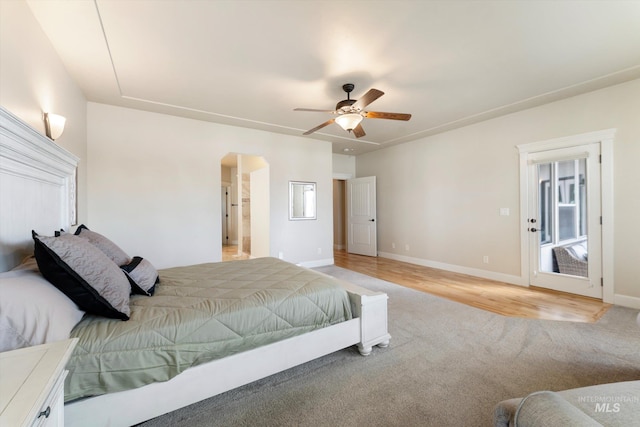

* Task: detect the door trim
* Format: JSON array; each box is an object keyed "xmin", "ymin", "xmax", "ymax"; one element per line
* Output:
[
  {"xmin": 527, "ymin": 145, "xmax": 601, "ymax": 298},
  {"xmin": 517, "ymin": 129, "xmax": 615, "ymax": 303}
]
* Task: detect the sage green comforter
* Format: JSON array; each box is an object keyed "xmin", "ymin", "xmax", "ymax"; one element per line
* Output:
[{"xmin": 65, "ymin": 257, "xmax": 353, "ymax": 401}]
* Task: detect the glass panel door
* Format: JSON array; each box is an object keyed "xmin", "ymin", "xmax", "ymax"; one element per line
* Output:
[{"xmin": 528, "ymin": 143, "xmax": 601, "ymax": 299}]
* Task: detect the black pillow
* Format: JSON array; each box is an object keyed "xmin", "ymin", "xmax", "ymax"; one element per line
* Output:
[{"xmin": 33, "ymin": 231, "xmax": 131, "ymax": 320}]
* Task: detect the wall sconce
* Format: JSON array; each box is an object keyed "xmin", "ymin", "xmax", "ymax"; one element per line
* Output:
[{"xmin": 44, "ymin": 112, "xmax": 66, "ymax": 140}]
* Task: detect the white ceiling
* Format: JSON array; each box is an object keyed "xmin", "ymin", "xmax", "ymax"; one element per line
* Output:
[{"xmin": 27, "ymin": 0, "xmax": 640, "ymax": 155}]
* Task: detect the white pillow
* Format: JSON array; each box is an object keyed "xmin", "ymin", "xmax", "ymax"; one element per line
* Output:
[{"xmin": 0, "ymin": 269, "xmax": 85, "ymax": 352}]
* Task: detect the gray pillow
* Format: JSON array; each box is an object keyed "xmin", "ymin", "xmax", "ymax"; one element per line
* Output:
[
  {"xmin": 121, "ymin": 256, "xmax": 159, "ymax": 296},
  {"xmin": 33, "ymin": 232, "xmax": 131, "ymax": 320},
  {"xmin": 74, "ymin": 224, "xmax": 131, "ymax": 266}
]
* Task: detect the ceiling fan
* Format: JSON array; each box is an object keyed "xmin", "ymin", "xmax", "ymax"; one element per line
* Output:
[{"xmin": 294, "ymin": 83, "xmax": 411, "ymax": 138}]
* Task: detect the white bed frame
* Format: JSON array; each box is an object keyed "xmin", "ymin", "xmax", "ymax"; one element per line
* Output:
[{"xmin": 0, "ymin": 106, "xmax": 391, "ymax": 427}]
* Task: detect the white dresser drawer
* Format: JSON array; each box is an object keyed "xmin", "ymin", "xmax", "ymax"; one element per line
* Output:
[
  {"xmin": 0, "ymin": 339, "xmax": 77, "ymax": 427},
  {"xmin": 31, "ymin": 370, "xmax": 67, "ymax": 427}
]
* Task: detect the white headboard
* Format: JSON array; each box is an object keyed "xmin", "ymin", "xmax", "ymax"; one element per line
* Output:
[{"xmin": 0, "ymin": 106, "xmax": 79, "ymax": 271}]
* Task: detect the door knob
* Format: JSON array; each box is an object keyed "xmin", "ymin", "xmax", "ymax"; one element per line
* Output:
[
  {"xmin": 528, "ymin": 227, "xmax": 538, "ymax": 232},
  {"xmin": 369, "ymin": 219, "xmax": 375, "ymax": 222}
]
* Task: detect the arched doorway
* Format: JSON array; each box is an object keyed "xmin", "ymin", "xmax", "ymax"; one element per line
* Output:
[{"xmin": 221, "ymin": 153, "xmax": 269, "ymax": 261}]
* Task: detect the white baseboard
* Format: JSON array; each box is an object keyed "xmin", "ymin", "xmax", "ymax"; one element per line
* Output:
[
  {"xmin": 613, "ymin": 294, "xmax": 640, "ymax": 310},
  {"xmin": 377, "ymin": 252, "xmax": 640, "ymax": 309},
  {"xmin": 298, "ymin": 258, "xmax": 334, "ymax": 269},
  {"xmin": 377, "ymin": 252, "xmax": 527, "ymax": 287}
]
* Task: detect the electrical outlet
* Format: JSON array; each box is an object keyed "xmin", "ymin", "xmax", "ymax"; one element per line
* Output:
[
  {"xmin": 392, "ymin": 243, "xmax": 396, "ymax": 249},
  {"xmin": 278, "ymin": 251, "xmax": 284, "ymax": 259},
  {"xmin": 405, "ymin": 244, "xmax": 410, "ymax": 251},
  {"xmin": 317, "ymin": 247, "xmax": 322, "ymax": 255},
  {"xmin": 483, "ymin": 255, "xmax": 489, "ymax": 264}
]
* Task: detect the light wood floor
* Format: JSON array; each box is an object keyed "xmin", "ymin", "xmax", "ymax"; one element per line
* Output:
[
  {"xmin": 222, "ymin": 245, "xmax": 250, "ymax": 261},
  {"xmin": 333, "ymin": 250, "xmax": 611, "ymax": 323}
]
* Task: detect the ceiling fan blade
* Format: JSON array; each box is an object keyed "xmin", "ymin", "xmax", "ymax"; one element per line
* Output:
[
  {"xmin": 363, "ymin": 111, "xmax": 412, "ymax": 121},
  {"xmin": 351, "ymin": 88, "xmax": 384, "ymax": 110},
  {"xmin": 352, "ymin": 123, "xmax": 366, "ymax": 138},
  {"xmin": 294, "ymin": 108, "xmax": 336, "ymax": 113},
  {"xmin": 303, "ymin": 118, "xmax": 335, "ymax": 135}
]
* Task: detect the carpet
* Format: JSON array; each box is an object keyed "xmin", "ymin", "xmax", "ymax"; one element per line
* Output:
[{"xmin": 140, "ymin": 266, "xmax": 640, "ymax": 427}]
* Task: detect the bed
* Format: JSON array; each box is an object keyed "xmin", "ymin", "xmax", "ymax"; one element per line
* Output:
[{"xmin": 0, "ymin": 106, "xmax": 390, "ymax": 427}]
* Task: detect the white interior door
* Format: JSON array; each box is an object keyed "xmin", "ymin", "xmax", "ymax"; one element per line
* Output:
[
  {"xmin": 347, "ymin": 176, "xmax": 377, "ymax": 257},
  {"xmin": 527, "ymin": 143, "xmax": 602, "ymax": 298}
]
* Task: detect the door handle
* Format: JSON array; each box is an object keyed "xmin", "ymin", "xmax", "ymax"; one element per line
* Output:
[
  {"xmin": 528, "ymin": 227, "xmax": 538, "ymax": 232},
  {"xmin": 38, "ymin": 406, "xmax": 51, "ymax": 419},
  {"xmin": 369, "ymin": 219, "xmax": 375, "ymax": 222}
]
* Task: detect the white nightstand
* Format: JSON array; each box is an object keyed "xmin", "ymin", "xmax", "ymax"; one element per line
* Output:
[{"xmin": 0, "ymin": 338, "xmax": 77, "ymax": 427}]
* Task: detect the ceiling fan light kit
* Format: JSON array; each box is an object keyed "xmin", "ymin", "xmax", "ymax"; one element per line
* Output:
[
  {"xmin": 294, "ymin": 83, "xmax": 411, "ymax": 139},
  {"xmin": 335, "ymin": 113, "xmax": 363, "ymax": 131}
]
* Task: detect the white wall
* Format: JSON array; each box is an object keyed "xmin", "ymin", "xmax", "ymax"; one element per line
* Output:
[
  {"xmin": 87, "ymin": 103, "xmax": 334, "ymax": 269},
  {"xmin": 357, "ymin": 78, "xmax": 640, "ymax": 306},
  {"xmin": 0, "ymin": 0, "xmax": 87, "ymax": 224},
  {"xmin": 251, "ymin": 167, "xmax": 270, "ymax": 258},
  {"xmin": 332, "ymin": 153, "xmax": 356, "ymax": 178},
  {"xmin": 221, "ymin": 165, "xmax": 232, "ymax": 185}
]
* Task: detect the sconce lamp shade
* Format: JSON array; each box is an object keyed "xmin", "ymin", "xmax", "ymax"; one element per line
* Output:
[
  {"xmin": 44, "ymin": 113, "xmax": 66, "ymax": 140},
  {"xmin": 334, "ymin": 113, "xmax": 363, "ymax": 132}
]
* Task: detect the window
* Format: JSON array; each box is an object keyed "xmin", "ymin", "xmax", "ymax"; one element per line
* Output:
[{"xmin": 538, "ymin": 158, "xmax": 587, "ymax": 246}]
